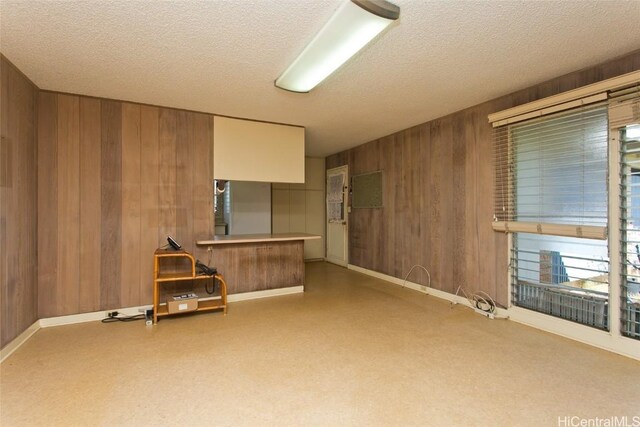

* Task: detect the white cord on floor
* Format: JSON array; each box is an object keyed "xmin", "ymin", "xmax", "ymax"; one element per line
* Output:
[
  {"xmin": 402, "ymin": 266, "xmax": 506, "ymax": 319},
  {"xmin": 454, "ymin": 285, "xmax": 497, "ymax": 314},
  {"xmin": 402, "ymin": 265, "xmax": 431, "ymax": 289}
]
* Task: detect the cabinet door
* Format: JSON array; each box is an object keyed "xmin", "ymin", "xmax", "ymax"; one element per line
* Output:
[
  {"xmin": 289, "ymin": 190, "xmax": 306, "ymax": 232},
  {"xmin": 271, "ymin": 189, "xmax": 290, "ymax": 233},
  {"xmin": 305, "ymin": 191, "xmax": 325, "ymax": 259}
]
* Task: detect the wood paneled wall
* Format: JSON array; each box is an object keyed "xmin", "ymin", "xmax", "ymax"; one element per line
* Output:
[
  {"xmin": 0, "ymin": 56, "xmax": 38, "ymax": 347},
  {"xmin": 326, "ymin": 51, "xmax": 640, "ymax": 306},
  {"xmin": 37, "ymin": 93, "xmax": 214, "ymax": 317}
]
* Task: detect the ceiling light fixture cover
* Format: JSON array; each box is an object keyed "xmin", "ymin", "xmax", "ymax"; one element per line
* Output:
[{"xmin": 275, "ymin": 0, "xmax": 400, "ymax": 93}]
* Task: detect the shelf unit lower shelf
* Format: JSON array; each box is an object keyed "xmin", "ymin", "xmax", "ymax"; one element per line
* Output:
[{"xmin": 156, "ymin": 298, "xmax": 227, "ymax": 317}]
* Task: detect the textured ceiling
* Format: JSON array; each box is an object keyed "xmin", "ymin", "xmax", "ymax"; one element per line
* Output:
[{"xmin": 1, "ymin": 0, "xmax": 639, "ymax": 157}]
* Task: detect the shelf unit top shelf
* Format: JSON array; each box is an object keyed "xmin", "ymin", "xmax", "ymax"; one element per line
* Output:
[
  {"xmin": 155, "ymin": 272, "xmax": 215, "ymax": 282},
  {"xmin": 155, "ymin": 249, "xmax": 194, "ymax": 257}
]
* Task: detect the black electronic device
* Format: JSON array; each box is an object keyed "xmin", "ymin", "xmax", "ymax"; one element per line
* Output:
[
  {"xmin": 167, "ymin": 236, "xmax": 182, "ymax": 250},
  {"xmin": 196, "ymin": 260, "xmax": 217, "ymax": 276}
]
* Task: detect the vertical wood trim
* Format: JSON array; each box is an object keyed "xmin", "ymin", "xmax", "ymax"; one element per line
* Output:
[
  {"xmin": 428, "ymin": 121, "xmax": 442, "ymax": 289},
  {"xmin": 439, "ymin": 118, "xmax": 454, "ymax": 291},
  {"xmin": 56, "ymin": 95, "xmax": 81, "ymax": 315},
  {"xmin": 37, "ymin": 92, "xmax": 58, "ymax": 318},
  {"xmin": 378, "ymin": 138, "xmax": 390, "ymax": 274},
  {"xmin": 158, "ymin": 109, "xmax": 177, "ymax": 248},
  {"xmin": 79, "ymin": 97, "xmax": 102, "ymax": 312},
  {"xmin": 176, "ymin": 111, "xmax": 194, "ymax": 253},
  {"xmin": 18, "ymin": 66, "xmax": 37, "ymax": 334},
  {"xmin": 464, "ymin": 110, "xmax": 481, "ymax": 296},
  {"xmin": 409, "ymin": 126, "xmax": 425, "ymax": 284},
  {"xmin": 192, "ymin": 113, "xmax": 214, "ymax": 261},
  {"xmin": 0, "ymin": 57, "xmax": 9, "ymax": 342},
  {"xmin": 419, "ymin": 124, "xmax": 431, "ymax": 285},
  {"xmin": 100, "ymin": 100, "xmax": 122, "ymax": 309},
  {"xmin": 121, "ymin": 103, "xmax": 141, "ymax": 307},
  {"xmin": 451, "ymin": 113, "xmax": 466, "ymax": 290},
  {"xmin": 390, "ymin": 134, "xmax": 403, "ymax": 275},
  {"xmin": 140, "ymin": 106, "xmax": 160, "ymax": 304}
]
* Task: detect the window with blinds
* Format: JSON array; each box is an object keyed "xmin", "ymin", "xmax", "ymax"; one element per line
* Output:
[
  {"xmin": 490, "ymin": 72, "xmax": 640, "ymax": 344},
  {"xmin": 494, "ymin": 103, "xmax": 610, "ymax": 328}
]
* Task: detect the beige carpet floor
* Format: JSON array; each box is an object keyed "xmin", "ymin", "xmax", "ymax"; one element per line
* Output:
[{"xmin": 1, "ymin": 262, "xmax": 638, "ymax": 426}]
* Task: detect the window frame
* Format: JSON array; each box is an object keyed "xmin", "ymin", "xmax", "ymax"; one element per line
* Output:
[{"xmin": 489, "ymin": 71, "xmax": 640, "ymax": 354}]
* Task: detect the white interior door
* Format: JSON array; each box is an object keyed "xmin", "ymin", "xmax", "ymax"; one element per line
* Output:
[{"xmin": 326, "ymin": 166, "xmax": 348, "ymax": 266}]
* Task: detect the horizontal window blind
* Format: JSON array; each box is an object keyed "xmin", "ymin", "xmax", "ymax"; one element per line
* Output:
[{"xmin": 494, "ymin": 104, "xmax": 608, "ymax": 239}]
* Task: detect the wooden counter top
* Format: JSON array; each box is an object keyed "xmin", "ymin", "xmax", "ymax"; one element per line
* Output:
[{"xmin": 196, "ymin": 233, "xmax": 321, "ymax": 245}]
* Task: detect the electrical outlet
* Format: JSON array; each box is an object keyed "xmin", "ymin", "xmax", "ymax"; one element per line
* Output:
[
  {"xmin": 473, "ymin": 308, "xmax": 495, "ymax": 319},
  {"xmin": 106, "ymin": 311, "xmax": 118, "ymax": 318},
  {"xmin": 144, "ymin": 308, "xmax": 154, "ymax": 326}
]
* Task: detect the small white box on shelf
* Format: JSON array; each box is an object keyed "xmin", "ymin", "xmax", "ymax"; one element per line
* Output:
[{"xmin": 166, "ymin": 292, "xmax": 198, "ymax": 314}]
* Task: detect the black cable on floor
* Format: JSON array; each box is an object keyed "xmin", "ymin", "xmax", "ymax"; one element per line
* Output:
[{"xmin": 101, "ymin": 313, "xmax": 146, "ymax": 323}]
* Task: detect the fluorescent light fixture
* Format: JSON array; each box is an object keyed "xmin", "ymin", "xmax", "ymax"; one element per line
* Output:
[{"xmin": 275, "ymin": 0, "xmax": 400, "ymax": 93}]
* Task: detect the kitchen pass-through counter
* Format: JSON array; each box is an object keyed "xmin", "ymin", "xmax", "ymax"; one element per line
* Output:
[{"xmin": 196, "ymin": 233, "xmax": 321, "ymax": 296}]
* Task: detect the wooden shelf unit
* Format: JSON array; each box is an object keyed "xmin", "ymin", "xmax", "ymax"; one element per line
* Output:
[{"xmin": 153, "ymin": 249, "xmax": 227, "ymax": 324}]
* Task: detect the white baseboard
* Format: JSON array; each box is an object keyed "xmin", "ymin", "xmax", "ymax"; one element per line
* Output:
[
  {"xmin": 38, "ymin": 304, "xmax": 153, "ymax": 328},
  {"xmin": 508, "ymin": 306, "xmax": 640, "ymax": 360},
  {"xmin": 1, "ymin": 286, "xmax": 304, "ymax": 363},
  {"xmin": 347, "ymin": 264, "xmax": 507, "ymax": 315},
  {"xmin": 228, "ymin": 285, "xmax": 303, "ymax": 302},
  {"xmin": 37, "ymin": 286, "xmax": 304, "ymax": 327},
  {"xmin": 1, "ymin": 321, "xmax": 40, "ymax": 363},
  {"xmin": 347, "ymin": 264, "xmax": 639, "ymax": 360}
]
